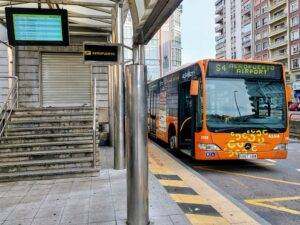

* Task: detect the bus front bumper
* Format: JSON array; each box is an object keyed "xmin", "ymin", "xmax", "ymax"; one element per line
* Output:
[{"xmin": 195, "ymin": 150, "xmax": 288, "ymax": 160}]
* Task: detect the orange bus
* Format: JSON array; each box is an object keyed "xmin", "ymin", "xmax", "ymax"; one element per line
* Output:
[{"xmin": 148, "ymin": 60, "xmax": 292, "ymax": 160}]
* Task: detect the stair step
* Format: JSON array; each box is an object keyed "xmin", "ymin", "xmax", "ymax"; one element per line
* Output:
[
  {"xmin": 12, "ymin": 112, "xmax": 93, "ymax": 118},
  {"xmin": 0, "ymin": 148, "xmax": 94, "ymax": 158},
  {"xmin": 0, "ymin": 157, "xmax": 94, "ymax": 167},
  {"xmin": 5, "ymin": 126, "xmax": 93, "ymax": 136},
  {"xmin": 6, "ymin": 126, "xmax": 92, "ymax": 133},
  {"xmin": 0, "ymin": 167, "xmax": 99, "ymax": 180},
  {"xmin": 0, "ymin": 107, "xmax": 100, "ymax": 181},
  {"xmin": 0, "ymin": 140, "xmax": 93, "ymax": 149},
  {"xmin": 9, "ymin": 117, "xmax": 93, "ymax": 124},
  {"xmin": 14, "ymin": 107, "xmax": 93, "ymax": 112},
  {"xmin": 0, "ymin": 133, "xmax": 93, "ymax": 141}
]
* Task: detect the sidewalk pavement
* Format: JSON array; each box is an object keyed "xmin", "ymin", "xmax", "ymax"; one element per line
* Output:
[{"xmin": 0, "ymin": 147, "xmax": 191, "ymax": 225}]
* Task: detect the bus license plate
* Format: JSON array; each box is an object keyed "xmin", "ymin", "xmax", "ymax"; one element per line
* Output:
[{"xmin": 238, "ymin": 154, "xmax": 257, "ymax": 159}]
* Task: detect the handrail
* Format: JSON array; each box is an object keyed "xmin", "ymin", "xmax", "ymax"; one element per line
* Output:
[
  {"xmin": 0, "ymin": 76, "xmax": 19, "ymax": 137},
  {"xmin": 92, "ymin": 77, "xmax": 97, "ymax": 168}
]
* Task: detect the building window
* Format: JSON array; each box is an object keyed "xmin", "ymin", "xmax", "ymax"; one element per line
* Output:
[
  {"xmin": 292, "ymin": 44, "xmax": 300, "ymax": 55},
  {"xmin": 255, "ymin": 21, "xmax": 261, "ymax": 29},
  {"xmin": 292, "ymin": 58, "xmax": 300, "ymax": 69},
  {"xmin": 262, "ymin": 17, "xmax": 268, "ymax": 25},
  {"xmin": 291, "ymin": 16, "xmax": 299, "ymax": 27},
  {"xmin": 296, "ymin": 74, "xmax": 300, "ymax": 80},
  {"xmin": 255, "ymin": 9, "xmax": 260, "ymax": 17},
  {"xmin": 262, "ymin": 41, "xmax": 268, "ymax": 50},
  {"xmin": 291, "ymin": 29, "xmax": 300, "ymax": 41},
  {"xmin": 242, "ymin": 23, "xmax": 251, "ymax": 33},
  {"xmin": 290, "ymin": 1, "xmax": 299, "ymax": 13},
  {"xmin": 261, "ymin": 4, "xmax": 268, "ymax": 14},
  {"xmin": 256, "ymin": 43, "xmax": 262, "ymax": 52}
]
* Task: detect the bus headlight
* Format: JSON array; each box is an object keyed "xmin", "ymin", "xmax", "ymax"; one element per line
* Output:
[
  {"xmin": 198, "ymin": 144, "xmax": 221, "ymax": 151},
  {"xmin": 274, "ymin": 144, "xmax": 287, "ymax": 151}
]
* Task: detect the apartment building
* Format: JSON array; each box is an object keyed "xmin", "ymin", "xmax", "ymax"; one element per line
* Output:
[
  {"xmin": 215, "ymin": 0, "xmax": 243, "ymax": 59},
  {"xmin": 290, "ymin": 0, "xmax": 300, "ymax": 96},
  {"xmin": 215, "ymin": 0, "xmax": 300, "ymax": 98},
  {"xmin": 124, "ymin": 6, "xmax": 183, "ymax": 81}
]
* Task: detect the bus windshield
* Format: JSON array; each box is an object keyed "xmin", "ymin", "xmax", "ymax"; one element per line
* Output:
[{"xmin": 206, "ymin": 78, "xmax": 286, "ymax": 132}]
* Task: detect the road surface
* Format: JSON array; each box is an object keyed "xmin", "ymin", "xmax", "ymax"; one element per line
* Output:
[{"xmin": 157, "ymin": 139, "xmax": 300, "ymax": 225}]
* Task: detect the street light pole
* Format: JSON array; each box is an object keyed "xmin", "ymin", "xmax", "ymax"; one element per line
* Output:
[{"xmin": 126, "ymin": 45, "xmax": 149, "ymax": 225}]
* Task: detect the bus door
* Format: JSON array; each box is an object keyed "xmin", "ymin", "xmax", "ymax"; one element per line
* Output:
[{"xmin": 178, "ymin": 81, "xmax": 194, "ymax": 152}]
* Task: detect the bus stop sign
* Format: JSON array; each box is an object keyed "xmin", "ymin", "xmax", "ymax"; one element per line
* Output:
[{"xmin": 83, "ymin": 43, "xmax": 120, "ymax": 65}]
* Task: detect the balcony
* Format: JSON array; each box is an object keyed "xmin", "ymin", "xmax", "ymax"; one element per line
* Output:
[
  {"xmin": 272, "ymin": 53, "xmax": 288, "ymax": 61},
  {"xmin": 243, "ymin": 18, "xmax": 252, "ymax": 25},
  {"xmin": 269, "ymin": 26, "xmax": 287, "ymax": 37},
  {"xmin": 242, "ymin": 39, "xmax": 251, "ymax": 47},
  {"xmin": 215, "ymin": 0, "xmax": 223, "ymax": 6},
  {"xmin": 215, "ymin": 15, "xmax": 223, "ymax": 24},
  {"xmin": 216, "ymin": 51, "xmax": 226, "ymax": 59},
  {"xmin": 269, "ymin": 0, "xmax": 286, "ymax": 12},
  {"xmin": 215, "ymin": 4, "xmax": 224, "ymax": 14},
  {"xmin": 269, "ymin": 40, "xmax": 288, "ymax": 50},
  {"xmin": 216, "ymin": 42, "xmax": 226, "ymax": 50},
  {"xmin": 269, "ymin": 13, "xmax": 287, "ymax": 24},
  {"xmin": 215, "ymin": 25, "xmax": 223, "ymax": 33},
  {"xmin": 242, "ymin": 5, "xmax": 251, "ymax": 15},
  {"xmin": 243, "ymin": 53, "xmax": 252, "ymax": 59},
  {"xmin": 215, "ymin": 35, "xmax": 225, "ymax": 42}
]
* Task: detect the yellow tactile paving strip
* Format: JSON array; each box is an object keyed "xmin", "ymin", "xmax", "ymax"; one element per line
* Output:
[{"xmin": 148, "ymin": 141, "xmax": 261, "ymax": 225}]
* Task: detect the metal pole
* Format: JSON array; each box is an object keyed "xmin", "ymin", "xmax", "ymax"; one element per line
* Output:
[
  {"xmin": 113, "ymin": 2, "xmax": 125, "ymax": 170},
  {"xmin": 108, "ymin": 65, "xmax": 114, "ymax": 146},
  {"xmin": 126, "ymin": 45, "xmax": 149, "ymax": 225}
]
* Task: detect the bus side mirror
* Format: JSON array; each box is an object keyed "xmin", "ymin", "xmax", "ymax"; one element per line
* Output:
[
  {"xmin": 286, "ymin": 85, "xmax": 293, "ymax": 102},
  {"xmin": 190, "ymin": 80, "xmax": 199, "ymax": 96}
]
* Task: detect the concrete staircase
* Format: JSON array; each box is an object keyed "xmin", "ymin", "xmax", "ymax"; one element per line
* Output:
[{"xmin": 0, "ymin": 107, "xmax": 100, "ymax": 181}]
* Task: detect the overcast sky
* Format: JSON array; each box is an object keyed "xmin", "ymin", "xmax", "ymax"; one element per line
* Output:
[{"xmin": 181, "ymin": 0, "xmax": 215, "ymax": 64}]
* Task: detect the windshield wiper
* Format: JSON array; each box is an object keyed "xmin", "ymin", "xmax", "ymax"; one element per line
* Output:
[
  {"xmin": 214, "ymin": 127, "xmax": 245, "ymax": 133},
  {"xmin": 247, "ymin": 122, "xmax": 282, "ymax": 133},
  {"xmin": 214, "ymin": 124, "xmax": 282, "ymax": 134}
]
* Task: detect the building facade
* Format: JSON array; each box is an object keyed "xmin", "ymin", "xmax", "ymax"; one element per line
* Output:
[
  {"xmin": 215, "ymin": 0, "xmax": 300, "ymax": 97},
  {"xmin": 124, "ymin": 6, "xmax": 183, "ymax": 81}
]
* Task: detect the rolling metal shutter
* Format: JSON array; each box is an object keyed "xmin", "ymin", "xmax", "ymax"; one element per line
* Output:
[{"xmin": 42, "ymin": 53, "xmax": 91, "ymax": 107}]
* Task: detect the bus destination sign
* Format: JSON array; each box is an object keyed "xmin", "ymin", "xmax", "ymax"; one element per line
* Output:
[
  {"xmin": 83, "ymin": 43, "xmax": 120, "ymax": 65},
  {"xmin": 208, "ymin": 61, "xmax": 283, "ymax": 80}
]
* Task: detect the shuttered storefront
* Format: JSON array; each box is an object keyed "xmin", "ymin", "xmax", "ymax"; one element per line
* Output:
[{"xmin": 42, "ymin": 54, "xmax": 91, "ymax": 107}]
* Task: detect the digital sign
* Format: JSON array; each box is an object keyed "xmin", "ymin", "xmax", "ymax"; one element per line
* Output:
[
  {"xmin": 5, "ymin": 8, "xmax": 69, "ymax": 46},
  {"xmin": 83, "ymin": 43, "xmax": 120, "ymax": 64},
  {"xmin": 208, "ymin": 61, "xmax": 283, "ymax": 80}
]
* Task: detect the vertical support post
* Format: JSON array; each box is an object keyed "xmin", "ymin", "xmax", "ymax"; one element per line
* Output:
[
  {"xmin": 126, "ymin": 45, "xmax": 149, "ymax": 225},
  {"xmin": 92, "ymin": 77, "xmax": 97, "ymax": 168},
  {"xmin": 113, "ymin": 2, "xmax": 125, "ymax": 170},
  {"xmin": 108, "ymin": 65, "xmax": 114, "ymax": 146}
]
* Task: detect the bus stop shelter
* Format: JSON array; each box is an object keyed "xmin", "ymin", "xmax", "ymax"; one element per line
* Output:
[{"xmin": 0, "ymin": 0, "xmax": 183, "ymax": 224}]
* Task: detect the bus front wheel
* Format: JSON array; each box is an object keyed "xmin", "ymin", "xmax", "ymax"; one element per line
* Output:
[{"xmin": 169, "ymin": 134, "xmax": 177, "ymax": 150}]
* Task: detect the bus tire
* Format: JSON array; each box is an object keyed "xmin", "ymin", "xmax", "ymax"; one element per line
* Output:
[{"xmin": 168, "ymin": 125, "xmax": 177, "ymax": 150}]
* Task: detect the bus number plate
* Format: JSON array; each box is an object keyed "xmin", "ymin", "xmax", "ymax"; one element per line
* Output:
[{"xmin": 238, "ymin": 154, "xmax": 257, "ymax": 159}]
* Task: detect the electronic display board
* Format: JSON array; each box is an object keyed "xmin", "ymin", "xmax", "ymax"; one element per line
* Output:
[
  {"xmin": 207, "ymin": 61, "xmax": 283, "ymax": 80},
  {"xmin": 5, "ymin": 8, "xmax": 69, "ymax": 46},
  {"xmin": 83, "ymin": 43, "xmax": 120, "ymax": 65}
]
